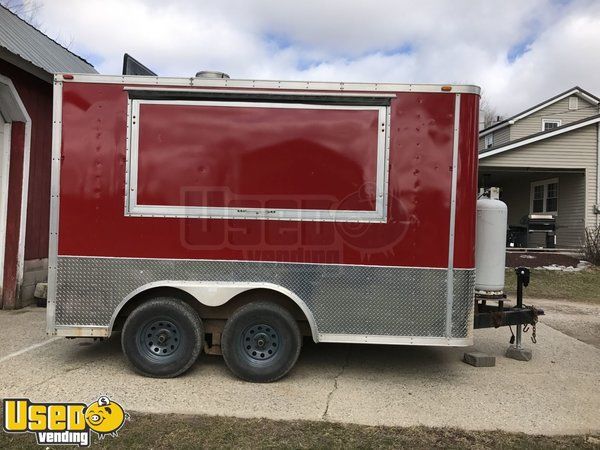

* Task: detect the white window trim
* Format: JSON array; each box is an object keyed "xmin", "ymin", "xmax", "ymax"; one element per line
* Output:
[
  {"xmin": 530, "ymin": 178, "xmax": 558, "ymax": 215},
  {"xmin": 125, "ymin": 98, "xmax": 391, "ymax": 223},
  {"xmin": 541, "ymin": 118, "xmax": 561, "ymax": 132},
  {"xmin": 484, "ymin": 133, "xmax": 493, "ymax": 148}
]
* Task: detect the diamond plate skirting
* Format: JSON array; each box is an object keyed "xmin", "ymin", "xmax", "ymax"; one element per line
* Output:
[
  {"xmin": 54, "ymin": 256, "xmax": 474, "ymax": 339},
  {"xmin": 452, "ymin": 269, "xmax": 476, "ymax": 338}
]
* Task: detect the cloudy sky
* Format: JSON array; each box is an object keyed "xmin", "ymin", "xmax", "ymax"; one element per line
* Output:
[{"xmin": 14, "ymin": 0, "xmax": 600, "ymax": 116}]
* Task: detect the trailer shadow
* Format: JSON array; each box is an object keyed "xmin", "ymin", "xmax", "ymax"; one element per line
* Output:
[
  {"xmin": 56, "ymin": 333, "xmax": 128, "ymax": 373},
  {"xmin": 64, "ymin": 333, "xmax": 465, "ymax": 382},
  {"xmin": 195, "ymin": 337, "xmax": 464, "ymax": 383},
  {"xmin": 300, "ymin": 339, "xmax": 461, "ymax": 374}
]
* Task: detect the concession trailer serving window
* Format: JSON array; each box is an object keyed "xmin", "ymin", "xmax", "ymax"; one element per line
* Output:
[{"xmin": 125, "ymin": 95, "xmax": 391, "ymax": 222}]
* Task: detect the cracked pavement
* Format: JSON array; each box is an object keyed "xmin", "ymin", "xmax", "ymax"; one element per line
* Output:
[
  {"xmin": 0, "ymin": 305, "xmax": 599, "ymax": 435},
  {"xmin": 322, "ymin": 348, "xmax": 351, "ymax": 420}
]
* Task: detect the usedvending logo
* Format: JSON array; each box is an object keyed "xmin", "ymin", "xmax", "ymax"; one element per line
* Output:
[{"xmin": 2, "ymin": 396, "xmax": 128, "ymax": 447}]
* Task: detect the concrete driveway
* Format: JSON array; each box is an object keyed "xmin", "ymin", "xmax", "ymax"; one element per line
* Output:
[{"xmin": 0, "ymin": 304, "xmax": 599, "ymax": 435}]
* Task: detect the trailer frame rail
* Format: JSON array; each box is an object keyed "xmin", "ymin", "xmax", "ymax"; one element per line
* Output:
[{"xmin": 473, "ymin": 267, "xmax": 544, "ymax": 330}]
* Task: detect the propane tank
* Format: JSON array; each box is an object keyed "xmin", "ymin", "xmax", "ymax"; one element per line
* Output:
[{"xmin": 475, "ymin": 189, "xmax": 508, "ymax": 296}]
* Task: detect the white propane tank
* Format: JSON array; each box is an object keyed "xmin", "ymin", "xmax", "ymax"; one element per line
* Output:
[{"xmin": 475, "ymin": 195, "xmax": 508, "ymax": 295}]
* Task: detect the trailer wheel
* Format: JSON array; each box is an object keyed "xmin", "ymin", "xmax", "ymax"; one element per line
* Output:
[
  {"xmin": 121, "ymin": 297, "xmax": 203, "ymax": 378},
  {"xmin": 221, "ymin": 302, "xmax": 301, "ymax": 382}
]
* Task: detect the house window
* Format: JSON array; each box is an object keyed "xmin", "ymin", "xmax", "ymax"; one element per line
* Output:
[
  {"xmin": 569, "ymin": 96, "xmax": 578, "ymax": 110},
  {"xmin": 484, "ymin": 133, "xmax": 493, "ymax": 149},
  {"xmin": 542, "ymin": 119, "xmax": 561, "ymax": 131},
  {"xmin": 530, "ymin": 178, "xmax": 558, "ymax": 214}
]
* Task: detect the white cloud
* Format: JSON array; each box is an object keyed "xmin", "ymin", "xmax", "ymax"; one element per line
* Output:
[
  {"xmin": 24, "ymin": 0, "xmax": 600, "ymax": 116},
  {"xmin": 489, "ymin": 3, "xmax": 600, "ymax": 113}
]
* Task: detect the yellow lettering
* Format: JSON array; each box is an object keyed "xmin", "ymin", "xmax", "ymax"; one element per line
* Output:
[
  {"xmin": 3, "ymin": 400, "xmax": 28, "ymax": 431},
  {"xmin": 4, "ymin": 400, "xmax": 91, "ymax": 433},
  {"xmin": 28, "ymin": 404, "xmax": 47, "ymax": 431},
  {"xmin": 48, "ymin": 405, "xmax": 67, "ymax": 431},
  {"xmin": 68, "ymin": 405, "xmax": 86, "ymax": 431}
]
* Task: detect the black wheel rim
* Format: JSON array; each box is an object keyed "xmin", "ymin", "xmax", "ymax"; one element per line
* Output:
[
  {"xmin": 138, "ymin": 319, "xmax": 181, "ymax": 358},
  {"xmin": 241, "ymin": 323, "xmax": 280, "ymax": 361}
]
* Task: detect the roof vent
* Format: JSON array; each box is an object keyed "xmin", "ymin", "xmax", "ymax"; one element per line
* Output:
[{"xmin": 195, "ymin": 71, "xmax": 230, "ymax": 79}]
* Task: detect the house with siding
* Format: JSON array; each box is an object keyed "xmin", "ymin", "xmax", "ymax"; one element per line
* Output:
[{"xmin": 478, "ymin": 87, "xmax": 600, "ymax": 248}]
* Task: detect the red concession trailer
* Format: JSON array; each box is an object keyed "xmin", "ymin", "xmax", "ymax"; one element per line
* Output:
[{"xmin": 47, "ymin": 73, "xmax": 540, "ymax": 382}]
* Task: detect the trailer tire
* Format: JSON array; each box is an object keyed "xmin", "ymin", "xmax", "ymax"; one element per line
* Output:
[
  {"xmin": 221, "ymin": 301, "xmax": 301, "ymax": 382},
  {"xmin": 121, "ymin": 297, "xmax": 203, "ymax": 378}
]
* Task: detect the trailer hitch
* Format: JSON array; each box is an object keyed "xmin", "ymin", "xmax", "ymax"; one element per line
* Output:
[{"xmin": 474, "ymin": 267, "xmax": 544, "ymax": 331}]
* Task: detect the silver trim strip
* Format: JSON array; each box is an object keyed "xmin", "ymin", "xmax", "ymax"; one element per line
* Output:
[
  {"xmin": 445, "ymin": 94, "xmax": 461, "ymax": 337},
  {"xmin": 54, "ymin": 73, "xmax": 481, "ymax": 95},
  {"xmin": 319, "ymin": 333, "xmax": 472, "ymax": 346},
  {"xmin": 50, "ymin": 327, "xmax": 473, "ymax": 345},
  {"xmin": 52, "ymin": 328, "xmax": 473, "ymax": 345},
  {"xmin": 47, "ymin": 79, "xmax": 62, "ymax": 334},
  {"xmin": 126, "ymin": 99, "xmax": 390, "ymax": 223},
  {"xmin": 54, "ymin": 326, "xmax": 109, "ymax": 337}
]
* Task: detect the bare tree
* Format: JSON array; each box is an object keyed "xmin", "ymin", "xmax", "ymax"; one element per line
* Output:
[
  {"xmin": 480, "ymin": 91, "xmax": 501, "ymax": 129},
  {"xmin": 1, "ymin": 0, "xmax": 74, "ymax": 49},
  {"xmin": 1, "ymin": 0, "xmax": 42, "ymax": 28}
]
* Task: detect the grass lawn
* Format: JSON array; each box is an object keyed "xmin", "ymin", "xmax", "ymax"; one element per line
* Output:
[
  {"xmin": 1, "ymin": 413, "xmax": 599, "ymax": 449},
  {"xmin": 504, "ymin": 267, "xmax": 600, "ymax": 303}
]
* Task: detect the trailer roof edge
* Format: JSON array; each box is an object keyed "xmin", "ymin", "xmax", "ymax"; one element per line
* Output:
[{"xmin": 53, "ymin": 73, "xmax": 481, "ymax": 95}]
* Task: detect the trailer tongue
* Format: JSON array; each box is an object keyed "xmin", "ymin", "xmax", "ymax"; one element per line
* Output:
[
  {"xmin": 475, "ymin": 267, "xmax": 544, "ymax": 357},
  {"xmin": 473, "ymin": 189, "xmax": 544, "ymax": 356},
  {"xmin": 47, "ymin": 73, "xmax": 541, "ymax": 381}
]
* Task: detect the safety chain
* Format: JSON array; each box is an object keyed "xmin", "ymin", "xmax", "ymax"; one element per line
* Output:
[{"xmin": 522, "ymin": 305, "xmax": 539, "ymax": 344}]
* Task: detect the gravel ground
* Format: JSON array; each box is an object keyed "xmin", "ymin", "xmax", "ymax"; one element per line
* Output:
[
  {"xmin": 0, "ymin": 305, "xmax": 599, "ymax": 436},
  {"xmin": 534, "ymin": 299, "xmax": 600, "ymax": 348}
]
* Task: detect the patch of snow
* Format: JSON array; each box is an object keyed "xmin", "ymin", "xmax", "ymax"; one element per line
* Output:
[{"xmin": 537, "ymin": 263, "xmax": 586, "ymax": 272}]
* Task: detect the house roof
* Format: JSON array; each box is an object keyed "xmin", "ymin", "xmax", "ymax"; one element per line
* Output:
[
  {"xmin": 479, "ymin": 86, "xmax": 600, "ymax": 137},
  {"xmin": 0, "ymin": 5, "xmax": 96, "ymax": 79},
  {"xmin": 479, "ymin": 113, "xmax": 600, "ymax": 159}
]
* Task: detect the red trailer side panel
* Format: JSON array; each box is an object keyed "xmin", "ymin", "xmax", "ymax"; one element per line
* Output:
[
  {"xmin": 57, "ymin": 83, "xmax": 474, "ymax": 269},
  {"xmin": 453, "ymin": 93, "xmax": 480, "ymax": 269}
]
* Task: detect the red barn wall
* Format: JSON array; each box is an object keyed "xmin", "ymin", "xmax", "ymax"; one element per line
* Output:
[
  {"xmin": 0, "ymin": 60, "xmax": 52, "ymax": 260},
  {"xmin": 0, "ymin": 59, "xmax": 53, "ymax": 305}
]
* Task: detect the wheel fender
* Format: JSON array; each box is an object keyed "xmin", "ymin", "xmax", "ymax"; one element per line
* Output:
[{"xmin": 109, "ymin": 281, "xmax": 319, "ymax": 341}]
